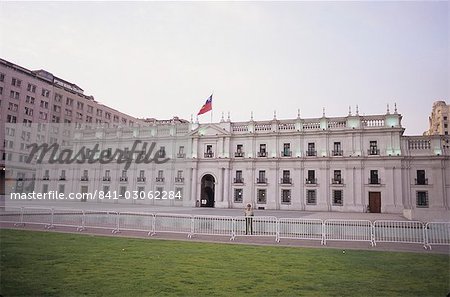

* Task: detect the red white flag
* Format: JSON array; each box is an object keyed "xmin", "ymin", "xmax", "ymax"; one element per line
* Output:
[{"xmin": 197, "ymin": 94, "xmax": 212, "ymax": 115}]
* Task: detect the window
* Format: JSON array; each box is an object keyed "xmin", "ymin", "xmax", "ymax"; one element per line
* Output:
[
  {"xmin": 27, "ymin": 83, "xmax": 36, "ymax": 93},
  {"xmin": 8, "ymin": 102, "xmax": 18, "ymax": 111},
  {"xmin": 307, "ymin": 170, "xmax": 316, "ymax": 184},
  {"xmin": 0, "ymin": 86, "xmax": 3, "ymax": 95},
  {"xmin": 281, "ymin": 170, "xmax": 291, "ymax": 184},
  {"xmin": 281, "ymin": 189, "xmax": 291, "ymax": 204},
  {"xmin": 23, "ymin": 119, "xmax": 32, "ymax": 127},
  {"xmin": 205, "ymin": 145, "xmax": 213, "ymax": 158},
  {"xmin": 333, "ymin": 142, "xmax": 342, "ymax": 156},
  {"xmin": 234, "ymin": 170, "xmax": 243, "ymax": 183},
  {"xmin": 0, "ymin": 73, "xmax": 4, "ymax": 82},
  {"xmin": 11, "ymin": 78, "xmax": 22, "ymax": 87},
  {"xmin": 333, "ymin": 170, "xmax": 342, "ymax": 184},
  {"xmin": 136, "ymin": 186, "xmax": 145, "ymax": 200},
  {"xmin": 7, "ymin": 115, "xmax": 17, "ymax": 123},
  {"xmin": 87, "ymin": 105, "xmax": 93, "ymax": 113},
  {"xmin": 66, "ymin": 98, "xmax": 74, "ymax": 106},
  {"xmin": 177, "ymin": 146, "xmax": 185, "ymax": 158},
  {"xmin": 24, "ymin": 107, "xmax": 33, "ymax": 116},
  {"xmin": 137, "ymin": 170, "xmax": 145, "ymax": 182},
  {"xmin": 119, "ymin": 186, "xmax": 127, "ymax": 198},
  {"xmin": 175, "ymin": 170, "xmax": 184, "ymax": 183},
  {"xmin": 103, "ymin": 185, "xmax": 110, "ymax": 195},
  {"xmin": 26, "ymin": 95, "xmax": 35, "ymax": 104},
  {"xmin": 104, "ymin": 170, "xmax": 110, "ymax": 181},
  {"xmin": 257, "ymin": 189, "xmax": 266, "ymax": 204},
  {"xmin": 307, "ymin": 143, "xmax": 316, "ymax": 156},
  {"xmin": 10, "ymin": 90, "xmax": 20, "ymax": 99},
  {"xmin": 119, "ymin": 171, "xmax": 128, "ymax": 181},
  {"xmin": 77, "ymin": 102, "xmax": 84, "ymax": 110},
  {"xmin": 282, "ymin": 143, "xmax": 291, "ymax": 157},
  {"xmin": 158, "ymin": 146, "xmax": 166, "ymax": 157},
  {"xmin": 41, "ymin": 88, "xmax": 50, "ymax": 97},
  {"xmin": 444, "ymin": 116, "xmax": 448, "ymax": 121},
  {"xmin": 258, "ymin": 144, "xmax": 267, "ymax": 157},
  {"xmin": 416, "ymin": 191, "xmax": 428, "ymax": 208},
  {"xmin": 370, "ymin": 170, "xmax": 379, "ymax": 184},
  {"xmin": 415, "ymin": 170, "xmax": 427, "ymax": 185},
  {"xmin": 42, "ymin": 184, "xmax": 49, "ymax": 193},
  {"xmin": 54, "ymin": 93, "xmax": 62, "ymax": 102},
  {"xmin": 40, "ymin": 100, "xmax": 49, "ymax": 109},
  {"xmin": 234, "ymin": 188, "xmax": 243, "ymax": 203},
  {"xmin": 257, "ymin": 170, "xmax": 266, "ymax": 183},
  {"xmin": 5, "ymin": 127, "xmax": 15, "ymax": 136},
  {"xmin": 60, "ymin": 170, "xmax": 66, "ymax": 180},
  {"xmin": 307, "ymin": 190, "xmax": 317, "ymax": 205},
  {"xmin": 96, "ymin": 109, "xmax": 103, "ymax": 117},
  {"xmin": 156, "ymin": 170, "xmax": 164, "ymax": 182},
  {"xmin": 369, "ymin": 141, "xmax": 379, "ymax": 155},
  {"xmin": 235, "ymin": 144, "xmax": 244, "ymax": 157},
  {"xmin": 65, "ymin": 109, "xmax": 72, "ymax": 116},
  {"xmin": 175, "ymin": 187, "xmax": 183, "ymax": 200},
  {"xmin": 333, "ymin": 190, "xmax": 343, "ymax": 205}
]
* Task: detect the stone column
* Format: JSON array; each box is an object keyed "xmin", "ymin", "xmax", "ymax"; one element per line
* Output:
[
  {"xmin": 223, "ymin": 168, "xmax": 229, "ymax": 205},
  {"xmin": 191, "ymin": 167, "xmax": 198, "ymax": 206}
]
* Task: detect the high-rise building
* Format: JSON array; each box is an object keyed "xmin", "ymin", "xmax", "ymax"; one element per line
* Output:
[
  {"xmin": 425, "ymin": 101, "xmax": 449, "ymax": 136},
  {"xmin": 0, "ymin": 58, "xmax": 144, "ymax": 194}
]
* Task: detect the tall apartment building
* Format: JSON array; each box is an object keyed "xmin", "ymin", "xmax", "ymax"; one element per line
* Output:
[
  {"xmin": 425, "ymin": 101, "xmax": 449, "ymax": 136},
  {"xmin": 0, "ymin": 58, "xmax": 144, "ymax": 194}
]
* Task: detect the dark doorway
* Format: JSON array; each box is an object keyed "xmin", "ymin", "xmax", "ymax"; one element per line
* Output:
[
  {"xmin": 369, "ymin": 192, "xmax": 381, "ymax": 213},
  {"xmin": 200, "ymin": 174, "xmax": 215, "ymax": 207}
]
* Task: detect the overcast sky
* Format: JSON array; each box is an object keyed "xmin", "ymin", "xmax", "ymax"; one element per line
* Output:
[{"xmin": 1, "ymin": 1, "xmax": 448, "ymax": 135}]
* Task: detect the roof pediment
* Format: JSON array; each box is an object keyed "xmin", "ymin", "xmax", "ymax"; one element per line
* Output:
[{"xmin": 189, "ymin": 124, "xmax": 230, "ymax": 137}]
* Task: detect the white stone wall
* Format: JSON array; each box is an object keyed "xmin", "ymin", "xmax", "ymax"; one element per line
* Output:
[{"xmin": 28, "ymin": 113, "xmax": 450, "ymax": 221}]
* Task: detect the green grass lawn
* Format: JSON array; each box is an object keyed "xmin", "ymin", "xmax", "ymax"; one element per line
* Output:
[{"xmin": 0, "ymin": 229, "xmax": 449, "ymax": 297}]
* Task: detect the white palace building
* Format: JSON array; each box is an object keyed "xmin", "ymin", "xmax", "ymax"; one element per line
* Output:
[{"xmin": 7, "ymin": 106, "xmax": 450, "ymax": 221}]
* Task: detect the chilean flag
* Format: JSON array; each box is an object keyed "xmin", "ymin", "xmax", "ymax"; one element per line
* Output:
[{"xmin": 197, "ymin": 94, "xmax": 213, "ymax": 115}]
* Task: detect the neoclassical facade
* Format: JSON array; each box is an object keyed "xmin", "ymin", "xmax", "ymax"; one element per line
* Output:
[{"xmin": 22, "ymin": 107, "xmax": 450, "ymax": 221}]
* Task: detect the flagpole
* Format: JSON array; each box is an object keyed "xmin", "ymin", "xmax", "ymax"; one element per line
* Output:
[{"xmin": 211, "ymin": 91, "xmax": 213, "ymax": 124}]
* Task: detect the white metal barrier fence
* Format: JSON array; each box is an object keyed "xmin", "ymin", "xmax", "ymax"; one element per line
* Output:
[
  {"xmin": 373, "ymin": 221, "xmax": 425, "ymax": 246},
  {"xmin": 81, "ymin": 210, "xmax": 119, "ymax": 233},
  {"xmin": 117, "ymin": 212, "xmax": 154, "ymax": 235},
  {"xmin": 1, "ymin": 207, "xmax": 449, "ymax": 249},
  {"xmin": 324, "ymin": 220, "xmax": 373, "ymax": 246},
  {"xmin": 233, "ymin": 216, "xmax": 278, "ymax": 240},
  {"xmin": 152, "ymin": 213, "xmax": 193, "ymax": 237},
  {"xmin": 0, "ymin": 206, "xmax": 23, "ymax": 225},
  {"xmin": 22, "ymin": 207, "xmax": 53, "ymax": 228},
  {"xmin": 277, "ymin": 218, "xmax": 323, "ymax": 243},
  {"xmin": 50, "ymin": 208, "xmax": 84, "ymax": 230},
  {"xmin": 425, "ymin": 222, "xmax": 450, "ymax": 250},
  {"xmin": 192, "ymin": 215, "xmax": 234, "ymax": 239}
]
